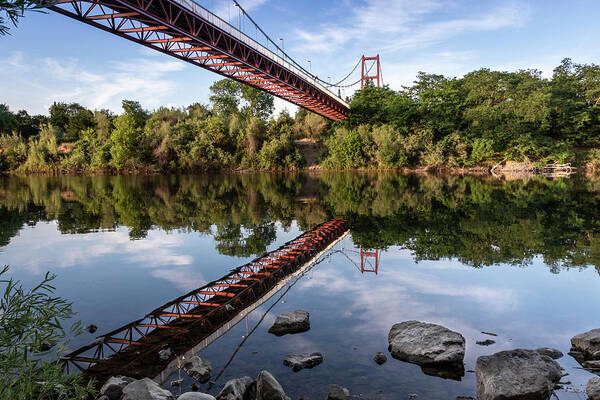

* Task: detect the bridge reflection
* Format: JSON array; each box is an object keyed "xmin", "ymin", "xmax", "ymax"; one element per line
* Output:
[{"xmin": 63, "ymin": 219, "xmax": 348, "ymax": 384}]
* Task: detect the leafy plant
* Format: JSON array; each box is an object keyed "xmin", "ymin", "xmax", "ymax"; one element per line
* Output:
[{"xmin": 0, "ymin": 266, "xmax": 95, "ymax": 399}]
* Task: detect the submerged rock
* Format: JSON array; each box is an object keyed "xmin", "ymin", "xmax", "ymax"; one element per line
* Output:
[
  {"xmin": 327, "ymin": 384, "xmax": 350, "ymax": 400},
  {"xmin": 588, "ymin": 377, "xmax": 600, "ymax": 400},
  {"xmin": 177, "ymin": 394, "xmax": 216, "ymax": 400},
  {"xmin": 571, "ymin": 328, "xmax": 600, "ymax": 357},
  {"xmin": 373, "ymin": 352, "xmax": 387, "ymax": 365},
  {"xmin": 256, "ymin": 371, "xmax": 290, "ymax": 400},
  {"xmin": 283, "ymin": 353, "xmax": 323, "ymax": 372},
  {"xmin": 85, "ymin": 324, "xmax": 98, "ymax": 333},
  {"xmin": 99, "ymin": 376, "xmax": 135, "ymax": 400},
  {"xmin": 158, "ymin": 348, "xmax": 173, "ymax": 361},
  {"xmin": 476, "ymin": 340, "xmax": 496, "ymax": 346},
  {"xmin": 216, "ymin": 376, "xmax": 254, "ymax": 400},
  {"xmin": 268, "ymin": 310, "xmax": 310, "ymax": 336},
  {"xmin": 387, "ymin": 321, "xmax": 465, "ymax": 365},
  {"xmin": 475, "ymin": 349, "xmax": 561, "ymax": 400},
  {"xmin": 421, "ymin": 362, "xmax": 465, "ymax": 381},
  {"xmin": 121, "ymin": 378, "xmax": 174, "ymax": 400},
  {"xmin": 536, "ymin": 348, "xmax": 563, "ymax": 360},
  {"xmin": 183, "ymin": 356, "xmax": 212, "ymax": 383}
]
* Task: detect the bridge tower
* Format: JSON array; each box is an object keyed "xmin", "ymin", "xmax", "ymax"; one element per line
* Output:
[
  {"xmin": 361, "ymin": 55, "xmax": 381, "ymax": 89},
  {"xmin": 360, "ymin": 248, "xmax": 379, "ymax": 274}
]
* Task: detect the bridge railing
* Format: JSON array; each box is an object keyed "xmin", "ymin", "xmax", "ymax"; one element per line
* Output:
[{"xmin": 170, "ymin": 0, "xmax": 349, "ymax": 108}]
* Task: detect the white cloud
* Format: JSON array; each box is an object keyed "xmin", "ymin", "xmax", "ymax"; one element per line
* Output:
[{"xmin": 0, "ymin": 50, "xmax": 188, "ymax": 114}]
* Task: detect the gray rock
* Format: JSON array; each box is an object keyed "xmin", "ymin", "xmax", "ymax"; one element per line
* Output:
[
  {"xmin": 584, "ymin": 360, "xmax": 600, "ymax": 369},
  {"xmin": 571, "ymin": 328, "xmax": 600, "ymax": 357},
  {"xmin": 183, "ymin": 356, "xmax": 212, "ymax": 383},
  {"xmin": 327, "ymin": 384, "xmax": 349, "ymax": 400},
  {"xmin": 268, "ymin": 310, "xmax": 310, "ymax": 336},
  {"xmin": 216, "ymin": 376, "xmax": 254, "ymax": 400},
  {"xmin": 536, "ymin": 347, "xmax": 563, "ymax": 360},
  {"xmin": 476, "ymin": 340, "xmax": 496, "ymax": 346},
  {"xmin": 476, "ymin": 349, "xmax": 562, "ymax": 400},
  {"xmin": 225, "ymin": 304, "xmax": 235, "ymax": 312},
  {"xmin": 159, "ymin": 348, "xmax": 173, "ymax": 361},
  {"xmin": 256, "ymin": 371, "xmax": 290, "ymax": 400},
  {"xmin": 99, "ymin": 375, "xmax": 135, "ymax": 400},
  {"xmin": 97, "ymin": 396, "xmax": 110, "ymax": 400},
  {"xmin": 588, "ymin": 377, "xmax": 600, "ymax": 400},
  {"xmin": 121, "ymin": 378, "xmax": 174, "ymax": 400},
  {"xmin": 283, "ymin": 353, "xmax": 323, "ymax": 372},
  {"xmin": 387, "ymin": 321, "xmax": 465, "ymax": 365},
  {"xmin": 373, "ymin": 352, "xmax": 387, "ymax": 365},
  {"xmin": 170, "ymin": 379, "xmax": 183, "ymax": 387},
  {"xmin": 177, "ymin": 394, "xmax": 216, "ymax": 400}
]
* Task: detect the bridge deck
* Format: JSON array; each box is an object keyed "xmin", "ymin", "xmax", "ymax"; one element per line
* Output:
[
  {"xmin": 49, "ymin": 0, "xmax": 349, "ymax": 120},
  {"xmin": 63, "ymin": 218, "xmax": 348, "ymax": 382}
]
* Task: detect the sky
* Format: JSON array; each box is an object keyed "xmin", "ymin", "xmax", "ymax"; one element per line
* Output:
[{"xmin": 1, "ymin": 0, "xmax": 600, "ymax": 115}]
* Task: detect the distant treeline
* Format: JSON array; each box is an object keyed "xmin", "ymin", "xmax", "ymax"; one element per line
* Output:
[{"xmin": 1, "ymin": 58, "xmax": 600, "ymax": 173}]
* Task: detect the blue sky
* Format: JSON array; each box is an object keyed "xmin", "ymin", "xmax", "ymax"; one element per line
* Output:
[{"xmin": 1, "ymin": 0, "xmax": 599, "ymax": 115}]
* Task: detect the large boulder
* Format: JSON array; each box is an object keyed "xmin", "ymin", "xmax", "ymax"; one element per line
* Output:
[
  {"xmin": 99, "ymin": 376, "xmax": 135, "ymax": 400},
  {"xmin": 475, "ymin": 349, "xmax": 562, "ymax": 400},
  {"xmin": 177, "ymin": 394, "xmax": 216, "ymax": 400},
  {"xmin": 256, "ymin": 371, "xmax": 290, "ymax": 400},
  {"xmin": 387, "ymin": 321, "xmax": 465, "ymax": 365},
  {"xmin": 183, "ymin": 356, "xmax": 212, "ymax": 383},
  {"xmin": 571, "ymin": 329, "xmax": 600, "ymax": 358},
  {"xmin": 588, "ymin": 377, "xmax": 600, "ymax": 400},
  {"xmin": 535, "ymin": 348, "xmax": 563, "ymax": 360},
  {"xmin": 283, "ymin": 353, "xmax": 323, "ymax": 372},
  {"xmin": 268, "ymin": 310, "xmax": 310, "ymax": 336},
  {"xmin": 216, "ymin": 376, "xmax": 254, "ymax": 400},
  {"xmin": 327, "ymin": 384, "xmax": 350, "ymax": 400},
  {"xmin": 121, "ymin": 378, "xmax": 174, "ymax": 400}
]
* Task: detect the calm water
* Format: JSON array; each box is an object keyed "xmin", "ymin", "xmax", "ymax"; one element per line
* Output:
[{"xmin": 1, "ymin": 173, "xmax": 600, "ymax": 399}]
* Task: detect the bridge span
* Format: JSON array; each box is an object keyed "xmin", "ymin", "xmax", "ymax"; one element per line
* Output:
[
  {"xmin": 49, "ymin": 0, "xmax": 350, "ymax": 120},
  {"xmin": 63, "ymin": 218, "xmax": 349, "ymax": 383}
]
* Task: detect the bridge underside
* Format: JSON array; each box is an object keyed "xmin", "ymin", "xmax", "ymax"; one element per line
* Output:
[{"xmin": 50, "ymin": 0, "xmax": 348, "ymax": 120}]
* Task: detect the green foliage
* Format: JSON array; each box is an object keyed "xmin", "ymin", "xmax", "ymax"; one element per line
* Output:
[
  {"xmin": 323, "ymin": 127, "xmax": 367, "ymax": 169},
  {"xmin": 258, "ymin": 133, "xmax": 303, "ymax": 170},
  {"xmin": 0, "ymin": 133, "xmax": 27, "ymax": 171},
  {"xmin": 0, "ymin": 266, "xmax": 95, "ymax": 399},
  {"xmin": 23, "ymin": 125, "xmax": 59, "ymax": 171},
  {"xmin": 110, "ymin": 113, "xmax": 140, "ymax": 168},
  {"xmin": 0, "ymin": 0, "xmax": 49, "ymax": 34}
]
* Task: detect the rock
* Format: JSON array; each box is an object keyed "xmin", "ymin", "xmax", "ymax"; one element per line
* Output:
[
  {"xmin": 225, "ymin": 304, "xmax": 235, "ymax": 312},
  {"xmin": 191, "ymin": 384, "xmax": 200, "ymax": 392},
  {"xmin": 571, "ymin": 328, "xmax": 600, "ymax": 357},
  {"xmin": 481, "ymin": 331, "xmax": 498, "ymax": 337},
  {"xmin": 85, "ymin": 324, "xmax": 98, "ymax": 333},
  {"xmin": 584, "ymin": 360, "xmax": 600, "ymax": 370},
  {"xmin": 170, "ymin": 379, "xmax": 183, "ymax": 387},
  {"xmin": 97, "ymin": 396, "xmax": 110, "ymax": 400},
  {"xmin": 100, "ymin": 376, "xmax": 135, "ymax": 400},
  {"xmin": 256, "ymin": 371, "xmax": 290, "ymax": 400},
  {"xmin": 216, "ymin": 376, "xmax": 254, "ymax": 400},
  {"xmin": 373, "ymin": 352, "xmax": 387, "ymax": 365},
  {"xmin": 177, "ymin": 394, "xmax": 216, "ymax": 400},
  {"xmin": 536, "ymin": 347, "xmax": 563, "ymax": 360},
  {"xmin": 159, "ymin": 348, "xmax": 173, "ymax": 361},
  {"xmin": 283, "ymin": 353, "xmax": 323, "ymax": 372},
  {"xmin": 327, "ymin": 384, "xmax": 349, "ymax": 400},
  {"xmin": 121, "ymin": 378, "xmax": 174, "ymax": 400},
  {"xmin": 268, "ymin": 310, "xmax": 310, "ymax": 336},
  {"xmin": 387, "ymin": 321, "xmax": 465, "ymax": 365},
  {"xmin": 475, "ymin": 349, "xmax": 562, "ymax": 400},
  {"xmin": 588, "ymin": 377, "xmax": 600, "ymax": 400},
  {"xmin": 183, "ymin": 356, "xmax": 212, "ymax": 383},
  {"xmin": 456, "ymin": 397, "xmax": 474, "ymax": 400},
  {"xmin": 476, "ymin": 340, "xmax": 496, "ymax": 346}
]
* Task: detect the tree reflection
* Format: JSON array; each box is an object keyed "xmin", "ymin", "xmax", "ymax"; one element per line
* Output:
[{"xmin": 1, "ymin": 173, "xmax": 600, "ymax": 272}]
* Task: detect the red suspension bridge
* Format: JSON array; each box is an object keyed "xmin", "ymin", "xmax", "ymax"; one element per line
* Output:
[{"xmin": 48, "ymin": 0, "xmax": 382, "ymax": 121}]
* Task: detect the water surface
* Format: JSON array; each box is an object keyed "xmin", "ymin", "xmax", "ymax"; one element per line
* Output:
[{"xmin": 1, "ymin": 173, "xmax": 599, "ymax": 399}]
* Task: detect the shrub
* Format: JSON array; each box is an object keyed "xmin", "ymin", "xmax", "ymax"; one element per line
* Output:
[
  {"xmin": 0, "ymin": 266, "xmax": 95, "ymax": 399},
  {"xmin": 471, "ymin": 138, "xmax": 495, "ymax": 163},
  {"xmin": 323, "ymin": 127, "xmax": 367, "ymax": 169},
  {"xmin": 258, "ymin": 133, "xmax": 303, "ymax": 170}
]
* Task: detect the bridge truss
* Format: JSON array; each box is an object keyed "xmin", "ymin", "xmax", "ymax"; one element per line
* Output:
[{"xmin": 49, "ymin": 0, "xmax": 350, "ymax": 120}]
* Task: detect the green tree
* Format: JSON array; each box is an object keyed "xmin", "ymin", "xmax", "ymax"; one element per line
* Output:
[{"xmin": 0, "ymin": 0, "xmax": 50, "ymax": 34}]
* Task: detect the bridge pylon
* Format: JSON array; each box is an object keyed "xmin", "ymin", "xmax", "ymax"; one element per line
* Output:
[{"xmin": 361, "ymin": 55, "xmax": 381, "ymax": 89}]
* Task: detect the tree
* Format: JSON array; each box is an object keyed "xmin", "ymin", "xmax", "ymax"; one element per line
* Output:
[
  {"xmin": 209, "ymin": 79, "xmax": 274, "ymax": 120},
  {"xmin": 0, "ymin": 104, "xmax": 17, "ymax": 134},
  {"xmin": 0, "ymin": 0, "xmax": 50, "ymax": 35},
  {"xmin": 209, "ymin": 79, "xmax": 241, "ymax": 116},
  {"xmin": 110, "ymin": 113, "xmax": 140, "ymax": 168},
  {"xmin": 48, "ymin": 102, "xmax": 94, "ymax": 142}
]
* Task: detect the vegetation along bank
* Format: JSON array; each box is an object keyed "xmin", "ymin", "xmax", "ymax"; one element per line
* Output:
[{"xmin": 2, "ymin": 58, "xmax": 600, "ymax": 174}]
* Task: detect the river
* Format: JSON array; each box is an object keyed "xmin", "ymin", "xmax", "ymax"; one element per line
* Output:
[{"xmin": 1, "ymin": 172, "xmax": 599, "ymax": 399}]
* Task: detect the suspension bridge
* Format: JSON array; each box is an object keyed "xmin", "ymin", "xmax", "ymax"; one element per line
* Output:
[{"xmin": 48, "ymin": 0, "xmax": 383, "ymax": 121}]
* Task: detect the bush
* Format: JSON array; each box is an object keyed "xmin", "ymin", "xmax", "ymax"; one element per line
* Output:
[
  {"xmin": 23, "ymin": 125, "xmax": 59, "ymax": 171},
  {"xmin": 0, "ymin": 134, "xmax": 27, "ymax": 171},
  {"xmin": 471, "ymin": 138, "xmax": 495, "ymax": 163},
  {"xmin": 323, "ymin": 127, "xmax": 367, "ymax": 169},
  {"xmin": 0, "ymin": 266, "xmax": 95, "ymax": 399},
  {"xmin": 371, "ymin": 125, "xmax": 407, "ymax": 168},
  {"xmin": 258, "ymin": 133, "xmax": 303, "ymax": 170}
]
